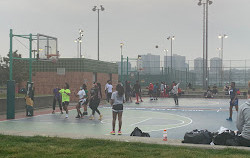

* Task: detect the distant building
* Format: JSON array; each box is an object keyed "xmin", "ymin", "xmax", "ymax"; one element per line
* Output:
[
  {"xmin": 210, "ymin": 57, "xmax": 222, "ymax": 74},
  {"xmin": 116, "ymin": 61, "xmax": 131, "ymax": 75},
  {"xmin": 164, "ymin": 54, "xmax": 186, "ymax": 71},
  {"xmin": 194, "ymin": 57, "xmax": 204, "ymax": 86},
  {"xmin": 140, "ymin": 53, "xmax": 160, "ymax": 75}
]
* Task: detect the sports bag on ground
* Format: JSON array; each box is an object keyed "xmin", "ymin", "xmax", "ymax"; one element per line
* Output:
[
  {"xmin": 130, "ymin": 127, "xmax": 150, "ymax": 137},
  {"xmin": 213, "ymin": 130, "xmax": 240, "ymax": 146},
  {"xmin": 182, "ymin": 129, "xmax": 213, "ymax": 144}
]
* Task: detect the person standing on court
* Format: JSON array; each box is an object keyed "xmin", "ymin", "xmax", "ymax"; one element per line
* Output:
[
  {"xmin": 89, "ymin": 82, "xmax": 103, "ymax": 120},
  {"xmin": 106, "ymin": 80, "xmax": 113, "ymax": 103},
  {"xmin": 133, "ymin": 80, "xmax": 143, "ymax": 104},
  {"xmin": 52, "ymin": 86, "xmax": 63, "ymax": 114},
  {"xmin": 172, "ymin": 82, "xmax": 180, "ymax": 106},
  {"xmin": 236, "ymin": 89, "xmax": 250, "ymax": 147},
  {"xmin": 110, "ymin": 84, "xmax": 125, "ymax": 135},
  {"xmin": 74, "ymin": 86, "xmax": 86, "ymax": 118},
  {"xmin": 82, "ymin": 84, "xmax": 89, "ymax": 116},
  {"xmin": 105, "ymin": 80, "xmax": 110, "ymax": 102},
  {"xmin": 227, "ymin": 82, "xmax": 238, "ymax": 121},
  {"xmin": 59, "ymin": 83, "xmax": 71, "ymax": 118}
]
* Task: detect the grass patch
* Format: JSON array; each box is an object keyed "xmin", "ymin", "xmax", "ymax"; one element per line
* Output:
[{"xmin": 0, "ymin": 135, "xmax": 249, "ymax": 158}]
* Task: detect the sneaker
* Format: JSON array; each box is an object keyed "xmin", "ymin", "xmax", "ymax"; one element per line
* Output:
[
  {"xmin": 75, "ymin": 115, "xmax": 80, "ymax": 118},
  {"xmin": 110, "ymin": 131, "xmax": 115, "ymax": 135},
  {"xmin": 99, "ymin": 114, "xmax": 103, "ymax": 120},
  {"xmin": 65, "ymin": 114, "xmax": 69, "ymax": 118},
  {"xmin": 226, "ymin": 117, "xmax": 232, "ymax": 121},
  {"xmin": 52, "ymin": 111, "xmax": 55, "ymax": 114},
  {"xmin": 89, "ymin": 115, "xmax": 94, "ymax": 120},
  {"xmin": 82, "ymin": 112, "xmax": 88, "ymax": 116},
  {"xmin": 118, "ymin": 131, "xmax": 122, "ymax": 135}
]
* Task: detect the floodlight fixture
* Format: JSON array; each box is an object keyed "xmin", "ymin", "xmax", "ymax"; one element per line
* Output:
[
  {"xmin": 100, "ymin": 5, "xmax": 105, "ymax": 11},
  {"xmin": 92, "ymin": 6, "xmax": 97, "ymax": 11}
]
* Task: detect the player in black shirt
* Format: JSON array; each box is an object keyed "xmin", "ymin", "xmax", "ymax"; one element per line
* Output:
[{"xmin": 227, "ymin": 82, "xmax": 238, "ymax": 121}]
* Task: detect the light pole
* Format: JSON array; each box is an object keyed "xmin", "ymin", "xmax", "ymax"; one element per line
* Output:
[
  {"xmin": 164, "ymin": 49, "xmax": 168, "ymax": 68},
  {"xmin": 167, "ymin": 36, "xmax": 175, "ymax": 70},
  {"xmin": 218, "ymin": 34, "xmax": 228, "ymax": 86},
  {"xmin": 74, "ymin": 29, "xmax": 83, "ymax": 58},
  {"xmin": 93, "ymin": 5, "xmax": 105, "ymax": 61},
  {"xmin": 197, "ymin": 0, "xmax": 213, "ymax": 89},
  {"xmin": 120, "ymin": 43, "xmax": 124, "ymax": 82}
]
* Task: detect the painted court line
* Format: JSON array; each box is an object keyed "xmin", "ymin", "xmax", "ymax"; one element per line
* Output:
[{"xmin": 130, "ymin": 118, "xmax": 152, "ymax": 126}]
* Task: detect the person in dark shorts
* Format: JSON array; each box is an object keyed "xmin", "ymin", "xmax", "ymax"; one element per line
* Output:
[
  {"xmin": 125, "ymin": 80, "xmax": 132, "ymax": 102},
  {"xmin": 52, "ymin": 86, "xmax": 63, "ymax": 114},
  {"xmin": 172, "ymin": 82, "xmax": 180, "ymax": 106},
  {"xmin": 89, "ymin": 82, "xmax": 103, "ymax": 120},
  {"xmin": 110, "ymin": 84, "xmax": 125, "ymax": 135},
  {"xmin": 227, "ymin": 82, "xmax": 238, "ymax": 121},
  {"xmin": 148, "ymin": 83, "xmax": 154, "ymax": 100},
  {"xmin": 59, "ymin": 83, "xmax": 71, "ymax": 118},
  {"xmin": 133, "ymin": 80, "xmax": 142, "ymax": 104},
  {"xmin": 236, "ymin": 89, "xmax": 250, "ymax": 147}
]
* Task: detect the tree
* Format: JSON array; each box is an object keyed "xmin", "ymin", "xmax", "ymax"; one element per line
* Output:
[{"xmin": 2, "ymin": 50, "xmax": 29, "ymax": 87}]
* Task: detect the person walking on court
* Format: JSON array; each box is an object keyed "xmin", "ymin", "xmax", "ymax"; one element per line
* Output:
[
  {"xmin": 236, "ymin": 89, "xmax": 250, "ymax": 147},
  {"xmin": 89, "ymin": 82, "xmax": 103, "ymax": 120},
  {"xmin": 52, "ymin": 86, "xmax": 63, "ymax": 114},
  {"xmin": 59, "ymin": 83, "xmax": 71, "ymax": 118},
  {"xmin": 110, "ymin": 84, "xmax": 125, "ymax": 135},
  {"xmin": 227, "ymin": 82, "xmax": 239, "ymax": 121},
  {"xmin": 172, "ymin": 82, "xmax": 180, "ymax": 106},
  {"xmin": 74, "ymin": 86, "xmax": 86, "ymax": 118},
  {"xmin": 106, "ymin": 80, "xmax": 113, "ymax": 103}
]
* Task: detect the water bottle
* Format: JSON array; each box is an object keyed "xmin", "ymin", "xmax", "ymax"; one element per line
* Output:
[{"xmin": 163, "ymin": 129, "xmax": 167, "ymax": 141}]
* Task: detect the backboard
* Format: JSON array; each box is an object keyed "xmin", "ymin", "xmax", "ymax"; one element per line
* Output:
[{"xmin": 37, "ymin": 34, "xmax": 59, "ymax": 61}]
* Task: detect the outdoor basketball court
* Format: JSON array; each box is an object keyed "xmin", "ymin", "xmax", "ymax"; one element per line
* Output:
[{"xmin": 0, "ymin": 98, "xmax": 246, "ymax": 139}]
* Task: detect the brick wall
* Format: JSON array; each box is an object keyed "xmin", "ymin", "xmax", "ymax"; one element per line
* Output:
[{"xmin": 24, "ymin": 72, "xmax": 118, "ymax": 101}]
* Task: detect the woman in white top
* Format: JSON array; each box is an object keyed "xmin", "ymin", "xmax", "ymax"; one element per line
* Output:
[{"xmin": 110, "ymin": 84, "xmax": 125, "ymax": 135}]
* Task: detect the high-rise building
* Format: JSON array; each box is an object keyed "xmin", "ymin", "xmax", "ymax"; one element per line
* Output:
[
  {"xmin": 194, "ymin": 57, "xmax": 203, "ymax": 86},
  {"xmin": 141, "ymin": 53, "xmax": 160, "ymax": 75},
  {"xmin": 164, "ymin": 54, "xmax": 186, "ymax": 71},
  {"xmin": 210, "ymin": 57, "xmax": 222, "ymax": 74}
]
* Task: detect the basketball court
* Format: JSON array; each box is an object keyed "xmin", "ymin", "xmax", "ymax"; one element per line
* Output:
[{"xmin": 0, "ymin": 98, "xmax": 246, "ymax": 140}]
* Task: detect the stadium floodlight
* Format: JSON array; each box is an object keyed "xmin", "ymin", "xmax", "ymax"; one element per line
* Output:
[
  {"xmin": 92, "ymin": 5, "xmax": 105, "ymax": 61},
  {"xmin": 218, "ymin": 34, "xmax": 228, "ymax": 86},
  {"xmin": 100, "ymin": 5, "xmax": 105, "ymax": 11},
  {"xmin": 92, "ymin": 6, "xmax": 97, "ymax": 11},
  {"xmin": 197, "ymin": 0, "xmax": 213, "ymax": 89}
]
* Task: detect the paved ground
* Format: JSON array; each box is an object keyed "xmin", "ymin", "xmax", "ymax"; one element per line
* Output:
[
  {"xmin": 0, "ymin": 97, "xmax": 245, "ymax": 138},
  {"xmin": 0, "ymin": 97, "xmax": 249, "ymax": 150}
]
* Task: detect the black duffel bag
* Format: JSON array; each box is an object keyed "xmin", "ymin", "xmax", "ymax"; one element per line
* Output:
[
  {"xmin": 182, "ymin": 129, "xmax": 213, "ymax": 144},
  {"xmin": 213, "ymin": 130, "xmax": 240, "ymax": 146},
  {"xmin": 130, "ymin": 127, "xmax": 150, "ymax": 137}
]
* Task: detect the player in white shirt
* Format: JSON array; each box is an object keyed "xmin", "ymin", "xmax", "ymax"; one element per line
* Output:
[
  {"xmin": 75, "ymin": 86, "xmax": 86, "ymax": 118},
  {"xmin": 107, "ymin": 80, "xmax": 113, "ymax": 103},
  {"xmin": 105, "ymin": 80, "xmax": 110, "ymax": 102}
]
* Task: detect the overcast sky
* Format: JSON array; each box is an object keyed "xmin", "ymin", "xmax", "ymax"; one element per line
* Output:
[{"xmin": 1, "ymin": 0, "xmax": 250, "ymax": 63}]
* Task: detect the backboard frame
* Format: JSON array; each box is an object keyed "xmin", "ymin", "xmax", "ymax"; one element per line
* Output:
[{"xmin": 37, "ymin": 34, "xmax": 59, "ymax": 61}]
